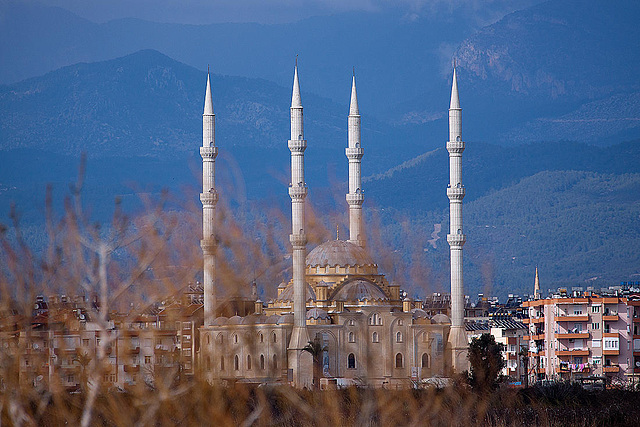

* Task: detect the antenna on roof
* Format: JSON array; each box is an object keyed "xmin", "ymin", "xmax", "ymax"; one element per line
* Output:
[{"xmin": 336, "ymin": 224, "xmax": 339, "ymax": 240}]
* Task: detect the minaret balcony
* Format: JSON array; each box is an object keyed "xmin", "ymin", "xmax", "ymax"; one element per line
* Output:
[
  {"xmin": 288, "ymin": 139, "xmax": 307, "ymax": 152},
  {"xmin": 446, "ymin": 187, "xmax": 465, "ymax": 200},
  {"xmin": 200, "ymin": 146, "xmax": 218, "ymax": 159},
  {"xmin": 200, "ymin": 239, "xmax": 217, "ymax": 253},
  {"xmin": 447, "ymin": 233, "xmax": 466, "ymax": 247},
  {"xmin": 346, "ymin": 193, "xmax": 364, "ymax": 205},
  {"xmin": 289, "ymin": 233, "xmax": 308, "ymax": 247},
  {"xmin": 345, "ymin": 147, "xmax": 364, "ymax": 160},
  {"xmin": 446, "ymin": 141, "xmax": 465, "ymax": 154},
  {"xmin": 200, "ymin": 192, "xmax": 218, "ymax": 205},
  {"xmin": 288, "ymin": 186, "xmax": 308, "ymax": 199}
]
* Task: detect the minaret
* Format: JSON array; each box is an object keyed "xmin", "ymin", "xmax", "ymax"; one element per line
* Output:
[
  {"xmin": 446, "ymin": 66, "xmax": 468, "ymax": 372},
  {"xmin": 346, "ymin": 71, "xmax": 365, "ymax": 247},
  {"xmin": 534, "ymin": 267, "xmax": 541, "ymax": 300},
  {"xmin": 286, "ymin": 61, "xmax": 312, "ymax": 388},
  {"xmin": 200, "ymin": 70, "xmax": 218, "ymax": 326}
]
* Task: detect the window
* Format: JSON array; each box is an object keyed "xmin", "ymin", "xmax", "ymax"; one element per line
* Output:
[
  {"xmin": 573, "ymin": 308, "xmax": 583, "ymax": 315},
  {"xmin": 370, "ymin": 313, "xmax": 382, "ymax": 326},
  {"xmin": 592, "ymin": 323, "xmax": 600, "ymax": 330},
  {"xmin": 573, "ymin": 323, "xmax": 582, "ymax": 332},
  {"xmin": 396, "ymin": 332, "xmax": 403, "ymax": 343},
  {"xmin": 372, "ymin": 332, "xmax": 379, "ymax": 343},
  {"xmin": 592, "ymin": 305, "xmax": 600, "ymax": 313},
  {"xmin": 348, "ymin": 332, "xmax": 355, "ymax": 343},
  {"xmin": 395, "ymin": 353, "xmax": 403, "ymax": 368},
  {"xmin": 234, "ymin": 355, "xmax": 239, "ymax": 371},
  {"xmin": 421, "ymin": 353, "xmax": 429, "ymax": 368},
  {"xmin": 247, "ymin": 355, "xmax": 252, "ymax": 370},
  {"xmin": 220, "ymin": 356, "xmax": 225, "ymax": 370},
  {"xmin": 207, "ymin": 335, "xmax": 210, "ymax": 345},
  {"xmin": 206, "ymin": 356, "xmax": 211, "ymax": 371},
  {"xmin": 217, "ymin": 334, "xmax": 224, "ymax": 344},
  {"xmin": 592, "ymin": 339, "xmax": 601, "ymax": 348},
  {"xmin": 273, "ymin": 333, "xmax": 277, "ymax": 343},
  {"xmin": 145, "ymin": 356, "xmax": 151, "ymax": 364},
  {"xmin": 233, "ymin": 334, "xmax": 238, "ymax": 344},
  {"xmin": 260, "ymin": 333, "xmax": 264, "ymax": 343},
  {"xmin": 348, "ymin": 353, "xmax": 356, "ymax": 369},
  {"xmin": 398, "ymin": 319, "xmax": 403, "ymax": 326},
  {"xmin": 260, "ymin": 354, "xmax": 265, "ymax": 370}
]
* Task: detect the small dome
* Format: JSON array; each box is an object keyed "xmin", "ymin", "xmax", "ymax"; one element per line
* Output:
[
  {"xmin": 212, "ymin": 316, "xmax": 228, "ymax": 326},
  {"xmin": 306, "ymin": 240, "xmax": 375, "ymax": 267},
  {"xmin": 331, "ymin": 278, "xmax": 387, "ymax": 302},
  {"xmin": 278, "ymin": 314, "xmax": 294, "ymax": 324},
  {"xmin": 431, "ymin": 313, "xmax": 451, "ymax": 324},
  {"xmin": 227, "ymin": 315, "xmax": 243, "ymax": 325},
  {"xmin": 265, "ymin": 314, "xmax": 280, "ymax": 324},
  {"xmin": 242, "ymin": 314, "xmax": 267, "ymax": 325},
  {"xmin": 411, "ymin": 308, "xmax": 429, "ymax": 319},
  {"xmin": 275, "ymin": 283, "xmax": 317, "ymax": 302},
  {"xmin": 306, "ymin": 308, "xmax": 330, "ymax": 320}
]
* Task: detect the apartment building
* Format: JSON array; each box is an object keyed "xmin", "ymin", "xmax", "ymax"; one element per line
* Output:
[{"xmin": 523, "ymin": 291, "xmax": 632, "ymax": 385}]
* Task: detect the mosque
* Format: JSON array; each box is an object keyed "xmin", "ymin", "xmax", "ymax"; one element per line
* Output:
[{"xmin": 198, "ymin": 63, "xmax": 467, "ymax": 387}]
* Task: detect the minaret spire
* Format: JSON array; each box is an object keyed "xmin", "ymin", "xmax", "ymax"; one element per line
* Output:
[
  {"xmin": 346, "ymin": 72, "xmax": 365, "ymax": 247},
  {"xmin": 446, "ymin": 65, "xmax": 467, "ymax": 373},
  {"xmin": 534, "ymin": 267, "xmax": 541, "ymax": 300},
  {"xmin": 287, "ymin": 60, "xmax": 312, "ymax": 388},
  {"xmin": 200, "ymin": 69, "xmax": 218, "ymax": 326}
]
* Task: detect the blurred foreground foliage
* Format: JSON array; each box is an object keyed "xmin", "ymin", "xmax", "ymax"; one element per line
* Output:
[{"xmin": 2, "ymin": 379, "xmax": 640, "ymax": 426}]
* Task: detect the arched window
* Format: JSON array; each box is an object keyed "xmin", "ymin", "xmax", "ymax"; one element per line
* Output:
[
  {"xmin": 234, "ymin": 355, "xmax": 239, "ymax": 371},
  {"xmin": 395, "ymin": 353, "xmax": 403, "ymax": 368},
  {"xmin": 369, "ymin": 313, "xmax": 382, "ymax": 325},
  {"xmin": 348, "ymin": 332, "xmax": 355, "ymax": 343},
  {"xmin": 422, "ymin": 353, "xmax": 429, "ymax": 368},
  {"xmin": 233, "ymin": 334, "xmax": 238, "ymax": 344},
  {"xmin": 207, "ymin": 334, "xmax": 211, "ymax": 345},
  {"xmin": 272, "ymin": 332, "xmax": 277, "ymax": 343},
  {"xmin": 259, "ymin": 333, "xmax": 264, "ymax": 343},
  {"xmin": 273, "ymin": 354, "xmax": 278, "ymax": 370},
  {"xmin": 396, "ymin": 331, "xmax": 403, "ymax": 343},
  {"xmin": 372, "ymin": 332, "xmax": 379, "ymax": 343},
  {"xmin": 348, "ymin": 353, "xmax": 356, "ymax": 369},
  {"xmin": 247, "ymin": 355, "xmax": 252, "ymax": 370},
  {"xmin": 398, "ymin": 319, "xmax": 403, "ymax": 326},
  {"xmin": 217, "ymin": 334, "xmax": 224, "ymax": 344},
  {"xmin": 220, "ymin": 356, "xmax": 224, "ymax": 371},
  {"xmin": 206, "ymin": 356, "xmax": 211, "ymax": 371},
  {"xmin": 260, "ymin": 354, "xmax": 265, "ymax": 370}
]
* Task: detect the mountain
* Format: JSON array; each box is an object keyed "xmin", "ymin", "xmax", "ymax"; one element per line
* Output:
[
  {"xmin": 396, "ymin": 0, "xmax": 640, "ymax": 146},
  {"xmin": 368, "ymin": 166, "xmax": 640, "ymax": 299}
]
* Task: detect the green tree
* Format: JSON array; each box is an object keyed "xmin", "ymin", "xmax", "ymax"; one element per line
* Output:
[
  {"xmin": 302, "ymin": 335, "xmax": 326, "ymax": 390},
  {"xmin": 468, "ymin": 333, "xmax": 505, "ymax": 391}
]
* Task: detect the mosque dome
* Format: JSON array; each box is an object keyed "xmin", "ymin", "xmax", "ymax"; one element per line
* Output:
[
  {"xmin": 306, "ymin": 240, "xmax": 375, "ymax": 267},
  {"xmin": 306, "ymin": 308, "xmax": 330, "ymax": 320},
  {"xmin": 275, "ymin": 283, "xmax": 316, "ymax": 302},
  {"xmin": 431, "ymin": 313, "xmax": 451, "ymax": 324},
  {"xmin": 331, "ymin": 278, "xmax": 387, "ymax": 302}
]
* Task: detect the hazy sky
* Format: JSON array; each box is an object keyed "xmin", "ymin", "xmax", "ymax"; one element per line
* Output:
[{"xmin": 28, "ymin": 0, "xmax": 543, "ymax": 24}]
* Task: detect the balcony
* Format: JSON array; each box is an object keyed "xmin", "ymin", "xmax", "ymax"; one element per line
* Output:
[
  {"xmin": 524, "ymin": 334, "xmax": 545, "ymax": 341},
  {"xmin": 524, "ymin": 317, "xmax": 545, "ymax": 324},
  {"xmin": 556, "ymin": 332, "xmax": 589, "ymax": 339},
  {"xmin": 555, "ymin": 315, "xmax": 589, "ymax": 322},
  {"xmin": 603, "ymin": 315, "xmax": 619, "ymax": 322},
  {"xmin": 124, "ymin": 364, "xmax": 140, "ymax": 373},
  {"xmin": 603, "ymin": 349, "xmax": 620, "ymax": 356},
  {"xmin": 603, "ymin": 365, "xmax": 620, "ymax": 373},
  {"xmin": 556, "ymin": 349, "xmax": 589, "ymax": 356}
]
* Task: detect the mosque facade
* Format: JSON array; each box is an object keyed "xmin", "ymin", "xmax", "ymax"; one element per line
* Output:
[{"xmin": 199, "ymin": 64, "xmax": 466, "ymax": 387}]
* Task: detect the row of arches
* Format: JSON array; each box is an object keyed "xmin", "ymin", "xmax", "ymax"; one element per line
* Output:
[
  {"xmin": 206, "ymin": 354, "xmax": 279, "ymax": 372},
  {"xmin": 205, "ymin": 331, "xmax": 279, "ymax": 346},
  {"xmin": 344, "ymin": 352, "xmax": 430, "ymax": 370}
]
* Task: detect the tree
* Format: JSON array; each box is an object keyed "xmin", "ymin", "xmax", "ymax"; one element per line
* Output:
[
  {"xmin": 518, "ymin": 345, "xmax": 530, "ymax": 388},
  {"xmin": 302, "ymin": 335, "xmax": 326, "ymax": 390},
  {"xmin": 467, "ymin": 333, "xmax": 505, "ymax": 391}
]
